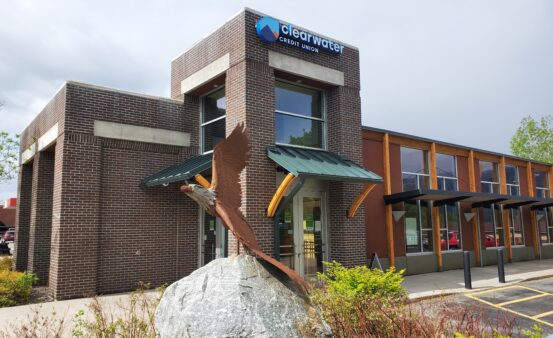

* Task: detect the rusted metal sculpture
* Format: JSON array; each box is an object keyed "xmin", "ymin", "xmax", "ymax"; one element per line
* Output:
[{"xmin": 180, "ymin": 123, "xmax": 309, "ymax": 290}]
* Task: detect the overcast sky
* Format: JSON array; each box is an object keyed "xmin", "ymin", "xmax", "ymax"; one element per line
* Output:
[{"xmin": 1, "ymin": 0, "xmax": 552, "ymax": 202}]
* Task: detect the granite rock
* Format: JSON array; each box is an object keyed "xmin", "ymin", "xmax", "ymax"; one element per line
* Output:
[{"xmin": 155, "ymin": 254, "xmax": 332, "ymax": 338}]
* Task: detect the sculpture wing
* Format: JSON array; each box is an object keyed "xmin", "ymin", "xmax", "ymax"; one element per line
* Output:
[
  {"xmin": 211, "ymin": 123, "xmax": 309, "ymax": 290},
  {"xmin": 211, "ymin": 122, "xmax": 249, "ymax": 213}
]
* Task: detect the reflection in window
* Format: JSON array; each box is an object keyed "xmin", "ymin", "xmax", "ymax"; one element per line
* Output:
[
  {"xmin": 480, "ymin": 161, "xmax": 500, "ymax": 193},
  {"xmin": 436, "ymin": 153, "xmax": 458, "ymax": 191},
  {"xmin": 537, "ymin": 209, "xmax": 553, "ymax": 245},
  {"xmin": 405, "ymin": 200, "xmax": 433, "ymax": 253},
  {"xmin": 505, "ymin": 165, "xmax": 520, "ymax": 196},
  {"xmin": 535, "ymin": 170, "xmax": 550, "ymax": 198},
  {"xmin": 401, "ymin": 147, "xmax": 429, "ymax": 191},
  {"xmin": 509, "ymin": 208, "xmax": 524, "ymax": 246},
  {"xmin": 201, "ymin": 87, "xmax": 226, "ymax": 152},
  {"xmin": 275, "ymin": 81, "xmax": 324, "ymax": 149},
  {"xmin": 482, "ymin": 205, "xmax": 504, "ymax": 248}
]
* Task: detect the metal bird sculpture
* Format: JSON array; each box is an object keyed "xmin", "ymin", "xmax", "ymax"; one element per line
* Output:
[{"xmin": 180, "ymin": 123, "xmax": 309, "ymax": 290}]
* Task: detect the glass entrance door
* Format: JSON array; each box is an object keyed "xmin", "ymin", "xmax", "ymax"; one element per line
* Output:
[
  {"xmin": 201, "ymin": 211, "xmax": 227, "ymax": 266},
  {"xmin": 277, "ymin": 189, "xmax": 327, "ymax": 278}
]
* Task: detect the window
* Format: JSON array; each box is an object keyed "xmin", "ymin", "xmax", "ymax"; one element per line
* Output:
[
  {"xmin": 504, "ymin": 164, "xmax": 523, "ymax": 246},
  {"xmin": 401, "ymin": 147, "xmax": 429, "ymax": 190},
  {"xmin": 505, "ymin": 165, "xmax": 520, "ymax": 196},
  {"xmin": 537, "ymin": 208, "xmax": 553, "ymax": 244},
  {"xmin": 535, "ymin": 170, "xmax": 550, "ymax": 198},
  {"xmin": 480, "ymin": 161, "xmax": 499, "ymax": 193},
  {"xmin": 482, "ymin": 205, "xmax": 504, "ymax": 248},
  {"xmin": 201, "ymin": 87, "xmax": 226, "ymax": 153},
  {"xmin": 275, "ymin": 81, "xmax": 324, "ymax": 149},
  {"xmin": 401, "ymin": 147, "xmax": 432, "ymax": 253},
  {"xmin": 436, "ymin": 153, "xmax": 461, "ymax": 250},
  {"xmin": 405, "ymin": 201, "xmax": 433, "ymax": 253}
]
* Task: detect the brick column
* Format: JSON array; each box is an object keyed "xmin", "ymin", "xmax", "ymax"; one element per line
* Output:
[
  {"xmin": 327, "ymin": 86, "xmax": 366, "ymax": 267},
  {"xmin": 225, "ymin": 59, "xmax": 276, "ymax": 255},
  {"xmin": 27, "ymin": 151, "xmax": 55, "ymax": 285},
  {"xmin": 13, "ymin": 163, "xmax": 33, "ymax": 271},
  {"xmin": 49, "ymin": 135, "xmax": 101, "ymax": 300}
]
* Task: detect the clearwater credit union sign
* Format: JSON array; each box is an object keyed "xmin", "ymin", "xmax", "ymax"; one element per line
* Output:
[{"xmin": 255, "ymin": 16, "xmax": 344, "ymax": 55}]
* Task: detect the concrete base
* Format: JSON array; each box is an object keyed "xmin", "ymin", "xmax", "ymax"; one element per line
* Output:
[{"xmin": 542, "ymin": 244, "xmax": 553, "ymax": 259}]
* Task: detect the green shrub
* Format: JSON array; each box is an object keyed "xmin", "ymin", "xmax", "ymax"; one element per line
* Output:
[
  {"xmin": 0, "ymin": 258, "xmax": 12, "ymax": 272},
  {"xmin": 0, "ymin": 270, "xmax": 38, "ymax": 307},
  {"xmin": 316, "ymin": 261, "xmax": 406, "ymax": 299}
]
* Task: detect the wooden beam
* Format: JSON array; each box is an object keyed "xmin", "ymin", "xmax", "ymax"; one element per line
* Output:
[
  {"xmin": 429, "ymin": 143, "xmax": 442, "ymax": 270},
  {"xmin": 383, "ymin": 133, "xmax": 395, "ymax": 267},
  {"xmin": 468, "ymin": 150, "xmax": 481, "ymax": 265},
  {"xmin": 527, "ymin": 162, "xmax": 539, "ymax": 258},
  {"xmin": 267, "ymin": 173, "xmax": 296, "ymax": 217},
  {"xmin": 499, "ymin": 156, "xmax": 512, "ymax": 262},
  {"xmin": 389, "ymin": 135, "xmax": 430, "ymax": 150},
  {"xmin": 194, "ymin": 174, "xmax": 211, "ymax": 189},
  {"xmin": 474, "ymin": 152, "xmax": 501, "ymax": 163},
  {"xmin": 550, "ymin": 165, "xmax": 553, "ymax": 194},
  {"xmin": 435, "ymin": 144, "xmax": 470, "ymax": 157},
  {"xmin": 348, "ymin": 183, "xmax": 377, "ymax": 218}
]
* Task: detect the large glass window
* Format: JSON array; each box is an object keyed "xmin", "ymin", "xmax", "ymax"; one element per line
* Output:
[
  {"xmin": 482, "ymin": 205, "xmax": 504, "ymax": 248},
  {"xmin": 535, "ymin": 170, "xmax": 550, "ymax": 198},
  {"xmin": 405, "ymin": 201, "xmax": 433, "ymax": 253},
  {"xmin": 480, "ymin": 161, "xmax": 500, "ymax": 193},
  {"xmin": 275, "ymin": 81, "xmax": 324, "ymax": 149},
  {"xmin": 401, "ymin": 147, "xmax": 429, "ymax": 191},
  {"xmin": 504, "ymin": 164, "xmax": 523, "ymax": 246},
  {"xmin": 201, "ymin": 87, "xmax": 226, "ymax": 153},
  {"xmin": 537, "ymin": 208, "xmax": 553, "ymax": 244},
  {"xmin": 436, "ymin": 153, "xmax": 461, "ymax": 250},
  {"xmin": 401, "ymin": 147, "xmax": 432, "ymax": 253}
]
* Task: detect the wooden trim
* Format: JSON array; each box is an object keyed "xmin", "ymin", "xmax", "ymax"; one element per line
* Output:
[
  {"xmin": 504, "ymin": 158, "xmax": 527, "ymax": 168},
  {"xmin": 267, "ymin": 173, "xmax": 296, "ymax": 217},
  {"xmin": 429, "ymin": 143, "xmax": 442, "ymax": 270},
  {"xmin": 348, "ymin": 184, "xmax": 377, "ymax": 218},
  {"xmin": 527, "ymin": 162, "xmax": 539, "ymax": 258},
  {"xmin": 194, "ymin": 174, "xmax": 211, "ymax": 189},
  {"xmin": 499, "ymin": 156, "xmax": 512, "ymax": 262},
  {"xmin": 385, "ymin": 205, "xmax": 395, "ymax": 267},
  {"xmin": 468, "ymin": 150, "xmax": 481, "ymax": 265},
  {"xmin": 474, "ymin": 152, "xmax": 501, "ymax": 163},
  {"xmin": 362, "ymin": 130, "xmax": 384, "ymax": 142},
  {"xmin": 383, "ymin": 134, "xmax": 395, "ymax": 267},
  {"xmin": 527, "ymin": 162, "xmax": 535, "ymax": 198},
  {"xmin": 532, "ymin": 163, "xmax": 551, "ymax": 172},
  {"xmin": 435, "ymin": 144, "xmax": 470, "ymax": 157},
  {"xmin": 550, "ymin": 166, "xmax": 553, "ymax": 193},
  {"xmin": 389, "ymin": 135, "xmax": 430, "ymax": 150}
]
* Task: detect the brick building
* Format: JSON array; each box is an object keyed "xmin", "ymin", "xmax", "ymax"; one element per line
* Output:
[{"xmin": 14, "ymin": 8, "xmax": 553, "ymax": 300}]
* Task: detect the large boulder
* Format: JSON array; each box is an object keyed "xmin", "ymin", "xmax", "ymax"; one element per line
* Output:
[{"xmin": 155, "ymin": 254, "xmax": 332, "ymax": 338}]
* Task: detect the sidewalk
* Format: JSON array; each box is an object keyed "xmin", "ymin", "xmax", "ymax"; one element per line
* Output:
[{"xmin": 404, "ymin": 258, "xmax": 553, "ymax": 299}]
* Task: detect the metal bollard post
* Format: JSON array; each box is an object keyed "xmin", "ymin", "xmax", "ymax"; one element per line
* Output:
[
  {"xmin": 463, "ymin": 251, "xmax": 472, "ymax": 289},
  {"xmin": 497, "ymin": 248, "xmax": 506, "ymax": 283}
]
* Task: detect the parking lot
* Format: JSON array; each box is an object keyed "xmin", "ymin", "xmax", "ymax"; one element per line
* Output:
[{"xmin": 464, "ymin": 277, "xmax": 553, "ymax": 333}]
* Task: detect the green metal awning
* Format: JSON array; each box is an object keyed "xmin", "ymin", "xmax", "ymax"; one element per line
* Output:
[
  {"xmin": 266, "ymin": 145, "xmax": 382, "ymax": 183},
  {"xmin": 139, "ymin": 153, "xmax": 212, "ymax": 188}
]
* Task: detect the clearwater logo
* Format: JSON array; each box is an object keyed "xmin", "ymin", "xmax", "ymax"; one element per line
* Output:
[
  {"xmin": 256, "ymin": 16, "xmax": 280, "ymax": 43},
  {"xmin": 255, "ymin": 16, "xmax": 344, "ymax": 55}
]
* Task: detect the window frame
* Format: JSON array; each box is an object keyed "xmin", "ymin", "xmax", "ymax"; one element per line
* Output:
[
  {"xmin": 505, "ymin": 164, "xmax": 520, "ymax": 196},
  {"xmin": 401, "ymin": 147, "xmax": 430, "ymax": 191},
  {"xmin": 200, "ymin": 86, "xmax": 226, "ymax": 154},
  {"xmin": 482, "ymin": 204, "xmax": 505, "ymax": 249},
  {"xmin": 480, "ymin": 160, "xmax": 500, "ymax": 194},
  {"xmin": 537, "ymin": 208, "xmax": 553, "ymax": 245},
  {"xmin": 274, "ymin": 79, "xmax": 327, "ymax": 150},
  {"xmin": 535, "ymin": 170, "xmax": 550, "ymax": 198}
]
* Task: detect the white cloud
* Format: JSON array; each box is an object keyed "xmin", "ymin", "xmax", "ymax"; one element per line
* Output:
[{"xmin": 0, "ymin": 0, "xmax": 552, "ymax": 199}]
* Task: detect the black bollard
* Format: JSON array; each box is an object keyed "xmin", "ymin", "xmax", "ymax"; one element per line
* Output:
[
  {"xmin": 497, "ymin": 248, "xmax": 506, "ymax": 283},
  {"xmin": 463, "ymin": 251, "xmax": 472, "ymax": 289}
]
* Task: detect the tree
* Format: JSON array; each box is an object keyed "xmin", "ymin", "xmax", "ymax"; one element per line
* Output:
[
  {"xmin": 510, "ymin": 115, "xmax": 553, "ymax": 164},
  {"xmin": 0, "ymin": 102, "xmax": 20, "ymax": 182}
]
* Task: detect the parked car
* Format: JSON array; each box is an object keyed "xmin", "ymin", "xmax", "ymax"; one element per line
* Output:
[
  {"xmin": 2, "ymin": 228, "xmax": 14, "ymax": 242},
  {"xmin": 441, "ymin": 231, "xmax": 460, "ymax": 250},
  {"xmin": 485, "ymin": 234, "xmax": 498, "ymax": 248}
]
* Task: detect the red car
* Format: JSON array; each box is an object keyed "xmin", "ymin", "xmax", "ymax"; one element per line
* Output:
[
  {"xmin": 441, "ymin": 231, "xmax": 460, "ymax": 250},
  {"xmin": 485, "ymin": 234, "xmax": 498, "ymax": 248},
  {"xmin": 2, "ymin": 228, "xmax": 14, "ymax": 242}
]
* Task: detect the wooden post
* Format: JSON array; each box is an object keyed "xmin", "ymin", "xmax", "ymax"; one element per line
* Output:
[
  {"xmin": 468, "ymin": 150, "xmax": 481, "ymax": 265},
  {"xmin": 499, "ymin": 156, "xmax": 513, "ymax": 262},
  {"xmin": 429, "ymin": 143, "xmax": 442, "ymax": 271},
  {"xmin": 383, "ymin": 133, "xmax": 395, "ymax": 267},
  {"xmin": 527, "ymin": 162, "xmax": 539, "ymax": 258}
]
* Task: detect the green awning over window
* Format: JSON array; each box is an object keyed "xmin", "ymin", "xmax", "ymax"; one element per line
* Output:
[
  {"xmin": 267, "ymin": 145, "xmax": 382, "ymax": 183},
  {"xmin": 140, "ymin": 153, "xmax": 212, "ymax": 188}
]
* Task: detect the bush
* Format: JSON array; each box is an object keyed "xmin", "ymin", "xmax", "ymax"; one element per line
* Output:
[
  {"xmin": 0, "ymin": 270, "xmax": 38, "ymax": 307},
  {"xmin": 0, "ymin": 258, "xmax": 12, "ymax": 272}
]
